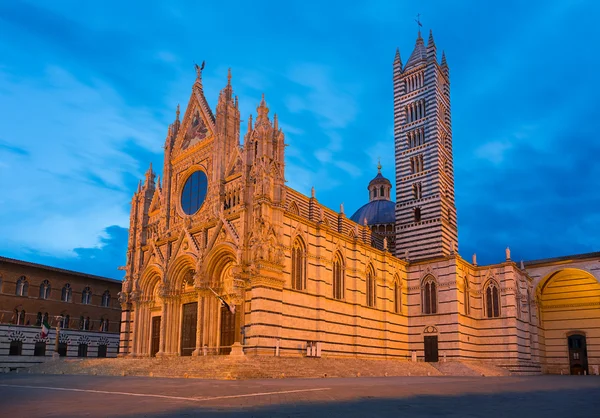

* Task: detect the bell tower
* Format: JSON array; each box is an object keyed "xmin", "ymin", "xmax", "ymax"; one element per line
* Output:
[{"xmin": 393, "ymin": 30, "xmax": 457, "ymax": 261}]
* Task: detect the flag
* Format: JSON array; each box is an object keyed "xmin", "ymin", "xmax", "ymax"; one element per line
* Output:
[
  {"xmin": 41, "ymin": 319, "xmax": 51, "ymax": 338},
  {"xmin": 208, "ymin": 287, "xmax": 236, "ymax": 315}
]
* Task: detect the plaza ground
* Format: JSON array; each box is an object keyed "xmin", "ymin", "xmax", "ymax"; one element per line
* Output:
[{"xmin": 1, "ymin": 374, "xmax": 599, "ymax": 417}]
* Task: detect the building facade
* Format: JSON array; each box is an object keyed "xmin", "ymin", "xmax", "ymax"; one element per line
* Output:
[
  {"xmin": 119, "ymin": 31, "xmax": 600, "ymax": 375},
  {"xmin": 0, "ymin": 256, "xmax": 122, "ymax": 363}
]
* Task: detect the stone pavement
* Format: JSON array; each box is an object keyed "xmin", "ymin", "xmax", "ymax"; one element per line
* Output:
[{"xmin": 0, "ymin": 374, "xmax": 599, "ymax": 417}]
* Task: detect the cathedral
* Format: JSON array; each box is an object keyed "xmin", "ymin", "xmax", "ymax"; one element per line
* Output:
[{"xmin": 118, "ymin": 30, "xmax": 600, "ymax": 375}]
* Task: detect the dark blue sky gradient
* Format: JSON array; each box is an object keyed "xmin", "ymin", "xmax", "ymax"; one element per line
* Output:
[{"xmin": 0, "ymin": 0, "xmax": 598, "ymax": 279}]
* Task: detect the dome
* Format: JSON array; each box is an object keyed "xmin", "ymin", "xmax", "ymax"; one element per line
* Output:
[{"xmin": 350, "ymin": 199, "xmax": 396, "ymax": 225}]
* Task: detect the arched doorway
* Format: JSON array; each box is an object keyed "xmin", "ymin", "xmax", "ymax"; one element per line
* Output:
[
  {"xmin": 567, "ymin": 333, "xmax": 588, "ymax": 375},
  {"xmin": 538, "ymin": 268, "xmax": 600, "ymax": 374}
]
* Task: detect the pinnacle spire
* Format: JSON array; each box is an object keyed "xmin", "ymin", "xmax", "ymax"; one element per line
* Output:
[
  {"xmin": 227, "ymin": 68, "xmax": 231, "ymax": 86},
  {"xmin": 394, "ymin": 48, "xmax": 403, "ymax": 73},
  {"xmin": 256, "ymin": 94, "xmax": 270, "ymax": 123},
  {"xmin": 427, "ymin": 29, "xmax": 437, "ymax": 59},
  {"xmin": 404, "ymin": 30, "xmax": 427, "ymax": 70},
  {"xmin": 441, "ymin": 50, "xmax": 448, "ymax": 67},
  {"xmin": 176, "ymin": 104, "xmax": 180, "ymax": 122}
]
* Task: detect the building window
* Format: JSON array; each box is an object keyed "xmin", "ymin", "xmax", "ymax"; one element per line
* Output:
[
  {"xmin": 16, "ymin": 276, "xmax": 28, "ymax": 296},
  {"xmin": 366, "ymin": 265, "xmax": 376, "ymax": 308},
  {"xmin": 62, "ymin": 284, "xmax": 72, "ymax": 302},
  {"xmin": 527, "ymin": 289, "xmax": 532, "ymax": 323},
  {"xmin": 414, "ymin": 207, "xmax": 422, "ymax": 223},
  {"xmin": 0, "ymin": 275, "xmax": 3, "ymax": 293},
  {"xmin": 394, "ymin": 277, "xmax": 402, "ymax": 314},
  {"xmin": 332, "ymin": 253, "xmax": 344, "ymax": 300},
  {"xmin": 422, "ymin": 276, "xmax": 437, "ymax": 314},
  {"xmin": 78, "ymin": 343, "xmax": 88, "ymax": 357},
  {"xmin": 39, "ymin": 280, "xmax": 51, "ymax": 300},
  {"xmin": 291, "ymin": 238, "xmax": 306, "ymax": 291},
  {"xmin": 36, "ymin": 312, "xmax": 42, "ymax": 326},
  {"xmin": 15, "ymin": 309, "xmax": 26, "ymax": 325},
  {"xmin": 101, "ymin": 291, "xmax": 111, "ymax": 308},
  {"xmin": 413, "ymin": 182, "xmax": 422, "ymax": 199},
  {"xmin": 9, "ymin": 340, "xmax": 22, "ymax": 356},
  {"xmin": 464, "ymin": 279, "xmax": 470, "ymax": 316},
  {"xmin": 34, "ymin": 341, "xmax": 46, "ymax": 356},
  {"xmin": 98, "ymin": 344, "xmax": 107, "ymax": 358},
  {"xmin": 485, "ymin": 280, "xmax": 501, "ymax": 318},
  {"xmin": 100, "ymin": 318, "xmax": 109, "ymax": 332},
  {"xmin": 60, "ymin": 314, "xmax": 70, "ymax": 329},
  {"xmin": 81, "ymin": 287, "xmax": 92, "ymax": 304},
  {"xmin": 43, "ymin": 312, "xmax": 49, "ymax": 325},
  {"xmin": 79, "ymin": 316, "xmax": 91, "ymax": 331}
]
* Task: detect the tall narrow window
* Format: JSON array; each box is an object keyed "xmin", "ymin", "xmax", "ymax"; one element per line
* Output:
[
  {"xmin": 81, "ymin": 287, "xmax": 92, "ymax": 304},
  {"xmin": 101, "ymin": 291, "xmax": 111, "ymax": 308},
  {"xmin": 422, "ymin": 276, "xmax": 437, "ymax": 314},
  {"xmin": 16, "ymin": 276, "xmax": 28, "ymax": 296},
  {"xmin": 464, "ymin": 279, "xmax": 470, "ymax": 316},
  {"xmin": 366, "ymin": 266, "xmax": 376, "ymax": 307},
  {"xmin": 414, "ymin": 207, "xmax": 422, "ymax": 223},
  {"xmin": 62, "ymin": 284, "xmax": 72, "ymax": 302},
  {"xmin": 485, "ymin": 281, "xmax": 501, "ymax": 318},
  {"xmin": 39, "ymin": 280, "xmax": 51, "ymax": 299},
  {"xmin": 332, "ymin": 253, "xmax": 344, "ymax": 300},
  {"xmin": 291, "ymin": 238, "xmax": 306, "ymax": 290},
  {"xmin": 394, "ymin": 277, "xmax": 402, "ymax": 314},
  {"xmin": 36, "ymin": 312, "xmax": 42, "ymax": 326}
]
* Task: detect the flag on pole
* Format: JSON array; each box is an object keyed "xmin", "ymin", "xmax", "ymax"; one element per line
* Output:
[
  {"xmin": 41, "ymin": 319, "xmax": 51, "ymax": 338},
  {"xmin": 208, "ymin": 287, "xmax": 236, "ymax": 315}
]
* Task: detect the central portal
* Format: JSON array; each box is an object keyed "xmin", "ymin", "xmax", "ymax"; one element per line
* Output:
[
  {"xmin": 180, "ymin": 302, "xmax": 197, "ymax": 356},
  {"xmin": 219, "ymin": 305, "xmax": 235, "ymax": 355}
]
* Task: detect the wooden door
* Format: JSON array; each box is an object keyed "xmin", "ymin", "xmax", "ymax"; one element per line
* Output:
[
  {"xmin": 151, "ymin": 316, "xmax": 161, "ymax": 357},
  {"xmin": 568, "ymin": 334, "xmax": 588, "ymax": 375},
  {"xmin": 180, "ymin": 302, "xmax": 197, "ymax": 356},
  {"xmin": 97, "ymin": 344, "xmax": 107, "ymax": 358},
  {"xmin": 424, "ymin": 336, "xmax": 439, "ymax": 362},
  {"xmin": 219, "ymin": 306, "xmax": 236, "ymax": 355}
]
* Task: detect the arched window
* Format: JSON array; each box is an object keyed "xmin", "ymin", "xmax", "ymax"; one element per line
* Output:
[
  {"xmin": 16, "ymin": 276, "xmax": 28, "ymax": 296},
  {"xmin": 60, "ymin": 314, "xmax": 70, "ymax": 329},
  {"xmin": 39, "ymin": 280, "xmax": 51, "ymax": 299},
  {"xmin": 291, "ymin": 238, "xmax": 306, "ymax": 291},
  {"xmin": 101, "ymin": 290, "xmax": 111, "ymax": 308},
  {"xmin": 485, "ymin": 280, "xmax": 501, "ymax": 318},
  {"xmin": 61, "ymin": 284, "xmax": 72, "ymax": 302},
  {"xmin": 36, "ymin": 312, "xmax": 42, "ymax": 326},
  {"xmin": 332, "ymin": 253, "xmax": 344, "ymax": 300},
  {"xmin": 81, "ymin": 287, "xmax": 92, "ymax": 304},
  {"xmin": 464, "ymin": 279, "xmax": 470, "ymax": 316},
  {"xmin": 394, "ymin": 277, "xmax": 402, "ymax": 314},
  {"xmin": 366, "ymin": 265, "xmax": 376, "ymax": 307},
  {"xmin": 100, "ymin": 317, "xmax": 109, "ymax": 332},
  {"xmin": 422, "ymin": 276, "xmax": 437, "ymax": 314},
  {"xmin": 14, "ymin": 309, "xmax": 26, "ymax": 325},
  {"xmin": 43, "ymin": 312, "xmax": 48, "ymax": 325}
]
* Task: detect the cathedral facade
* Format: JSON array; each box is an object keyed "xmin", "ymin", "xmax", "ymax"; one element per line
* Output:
[{"xmin": 119, "ymin": 31, "xmax": 600, "ymax": 375}]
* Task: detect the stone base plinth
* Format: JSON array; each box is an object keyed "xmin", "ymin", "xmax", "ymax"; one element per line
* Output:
[{"xmin": 229, "ymin": 342, "xmax": 245, "ymax": 357}]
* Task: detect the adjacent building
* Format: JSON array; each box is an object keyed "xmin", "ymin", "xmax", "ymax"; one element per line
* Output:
[{"xmin": 0, "ymin": 256, "xmax": 122, "ymax": 365}]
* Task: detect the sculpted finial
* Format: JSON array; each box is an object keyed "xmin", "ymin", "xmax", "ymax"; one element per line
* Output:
[
  {"xmin": 506, "ymin": 246, "xmax": 511, "ymax": 261},
  {"xmin": 472, "ymin": 253, "xmax": 477, "ymax": 266},
  {"xmin": 311, "ymin": 186, "xmax": 315, "ymax": 198}
]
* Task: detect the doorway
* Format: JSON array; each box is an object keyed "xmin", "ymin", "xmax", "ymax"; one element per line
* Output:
[
  {"xmin": 151, "ymin": 316, "xmax": 161, "ymax": 357},
  {"xmin": 568, "ymin": 334, "xmax": 588, "ymax": 375},
  {"xmin": 219, "ymin": 305, "xmax": 236, "ymax": 355},
  {"xmin": 424, "ymin": 336, "xmax": 439, "ymax": 362},
  {"xmin": 180, "ymin": 302, "xmax": 197, "ymax": 356}
]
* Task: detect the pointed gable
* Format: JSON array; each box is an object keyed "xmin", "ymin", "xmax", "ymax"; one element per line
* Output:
[
  {"xmin": 173, "ymin": 72, "xmax": 217, "ymax": 155},
  {"xmin": 404, "ymin": 32, "xmax": 427, "ymax": 71}
]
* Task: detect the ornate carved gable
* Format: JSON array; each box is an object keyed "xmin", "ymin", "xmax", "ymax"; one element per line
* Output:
[
  {"xmin": 173, "ymin": 87, "xmax": 216, "ymax": 156},
  {"xmin": 149, "ymin": 187, "xmax": 161, "ymax": 213},
  {"xmin": 225, "ymin": 147, "xmax": 244, "ymax": 178}
]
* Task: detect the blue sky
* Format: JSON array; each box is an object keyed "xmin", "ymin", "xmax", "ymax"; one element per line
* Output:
[{"xmin": 1, "ymin": 0, "xmax": 599, "ymax": 279}]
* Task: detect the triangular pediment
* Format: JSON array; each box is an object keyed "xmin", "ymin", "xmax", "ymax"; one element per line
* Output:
[
  {"xmin": 149, "ymin": 187, "xmax": 161, "ymax": 213},
  {"xmin": 174, "ymin": 84, "xmax": 216, "ymax": 155},
  {"xmin": 225, "ymin": 147, "xmax": 243, "ymax": 178}
]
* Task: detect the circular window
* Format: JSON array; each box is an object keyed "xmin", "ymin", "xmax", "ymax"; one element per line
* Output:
[{"xmin": 181, "ymin": 171, "xmax": 208, "ymax": 215}]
